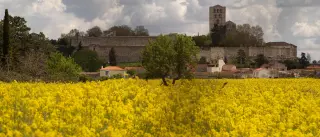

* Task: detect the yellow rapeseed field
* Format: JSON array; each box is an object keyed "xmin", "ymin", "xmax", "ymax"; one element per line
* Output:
[{"xmin": 0, "ymin": 79, "xmax": 320, "ymax": 137}]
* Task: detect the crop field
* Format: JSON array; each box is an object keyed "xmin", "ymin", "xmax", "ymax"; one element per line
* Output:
[{"xmin": 0, "ymin": 79, "xmax": 319, "ymax": 137}]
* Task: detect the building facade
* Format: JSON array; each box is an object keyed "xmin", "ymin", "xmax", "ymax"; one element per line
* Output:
[
  {"xmin": 199, "ymin": 42, "xmax": 297, "ymax": 62},
  {"xmin": 209, "ymin": 5, "xmax": 226, "ymax": 30}
]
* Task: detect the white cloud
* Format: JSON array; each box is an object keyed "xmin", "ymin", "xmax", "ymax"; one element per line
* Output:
[{"xmin": 292, "ymin": 21, "xmax": 320, "ymax": 37}]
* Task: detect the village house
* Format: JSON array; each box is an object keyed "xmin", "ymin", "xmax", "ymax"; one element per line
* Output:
[{"xmin": 100, "ymin": 66, "xmax": 127, "ymax": 78}]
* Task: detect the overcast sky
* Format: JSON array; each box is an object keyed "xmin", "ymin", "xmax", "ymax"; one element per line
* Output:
[{"xmin": 0, "ymin": 0, "xmax": 320, "ymax": 60}]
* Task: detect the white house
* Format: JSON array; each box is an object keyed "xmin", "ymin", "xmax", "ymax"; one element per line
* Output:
[{"xmin": 207, "ymin": 59, "xmax": 225, "ymax": 73}]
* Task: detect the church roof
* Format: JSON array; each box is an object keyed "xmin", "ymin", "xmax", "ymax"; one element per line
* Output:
[
  {"xmin": 212, "ymin": 5, "xmax": 225, "ymax": 8},
  {"xmin": 226, "ymin": 21, "xmax": 236, "ymax": 24}
]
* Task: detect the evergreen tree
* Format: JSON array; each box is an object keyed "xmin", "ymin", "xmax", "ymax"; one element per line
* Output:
[
  {"xmin": 2, "ymin": 9, "xmax": 9, "ymax": 67},
  {"xmin": 109, "ymin": 47, "xmax": 117, "ymax": 66},
  {"xmin": 299, "ymin": 52, "xmax": 309, "ymax": 69},
  {"xmin": 236, "ymin": 49, "xmax": 246, "ymax": 64}
]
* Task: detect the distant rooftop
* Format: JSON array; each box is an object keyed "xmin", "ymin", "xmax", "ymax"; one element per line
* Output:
[
  {"xmin": 211, "ymin": 5, "xmax": 225, "ymax": 8},
  {"xmin": 265, "ymin": 42, "xmax": 297, "ymax": 47}
]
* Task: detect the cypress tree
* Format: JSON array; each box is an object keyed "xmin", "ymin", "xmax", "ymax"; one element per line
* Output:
[
  {"xmin": 109, "ymin": 47, "xmax": 117, "ymax": 66},
  {"xmin": 2, "ymin": 9, "xmax": 9, "ymax": 66}
]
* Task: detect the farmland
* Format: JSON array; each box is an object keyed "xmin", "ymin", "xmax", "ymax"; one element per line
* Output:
[{"xmin": 0, "ymin": 79, "xmax": 319, "ymax": 136}]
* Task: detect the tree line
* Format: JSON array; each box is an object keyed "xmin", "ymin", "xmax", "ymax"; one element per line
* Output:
[{"xmin": 0, "ymin": 9, "xmax": 81, "ymax": 82}]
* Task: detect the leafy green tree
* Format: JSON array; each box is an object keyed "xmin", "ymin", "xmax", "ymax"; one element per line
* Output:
[
  {"xmin": 109, "ymin": 47, "xmax": 117, "ymax": 66},
  {"xmin": 281, "ymin": 59, "xmax": 300, "ymax": 70},
  {"xmin": 142, "ymin": 34, "xmax": 199, "ymax": 86},
  {"xmin": 142, "ymin": 35, "xmax": 175, "ymax": 85},
  {"xmin": 171, "ymin": 34, "xmax": 199, "ymax": 84},
  {"xmin": 104, "ymin": 25, "xmax": 134, "ymax": 36},
  {"xmin": 221, "ymin": 24, "xmax": 264, "ymax": 47},
  {"xmin": 192, "ymin": 35, "xmax": 211, "ymax": 47},
  {"xmin": 87, "ymin": 26, "xmax": 102, "ymax": 37},
  {"xmin": 312, "ymin": 60, "xmax": 317, "ymax": 64},
  {"xmin": 134, "ymin": 26, "xmax": 149, "ymax": 36},
  {"xmin": 254, "ymin": 54, "xmax": 269, "ymax": 67},
  {"xmin": 2, "ymin": 9, "xmax": 9, "ymax": 67},
  {"xmin": 46, "ymin": 52, "xmax": 82, "ymax": 81},
  {"xmin": 72, "ymin": 49, "xmax": 103, "ymax": 72}
]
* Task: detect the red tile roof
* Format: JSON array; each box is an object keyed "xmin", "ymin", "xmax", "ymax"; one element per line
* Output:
[{"xmin": 100, "ymin": 66, "xmax": 124, "ymax": 71}]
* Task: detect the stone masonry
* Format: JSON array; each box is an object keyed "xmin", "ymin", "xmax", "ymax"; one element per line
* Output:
[
  {"xmin": 71, "ymin": 36, "xmax": 157, "ymax": 63},
  {"xmin": 71, "ymin": 36, "xmax": 297, "ymax": 63}
]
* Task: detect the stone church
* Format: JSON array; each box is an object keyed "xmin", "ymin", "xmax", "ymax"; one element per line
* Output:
[{"xmin": 70, "ymin": 5, "xmax": 297, "ymax": 63}]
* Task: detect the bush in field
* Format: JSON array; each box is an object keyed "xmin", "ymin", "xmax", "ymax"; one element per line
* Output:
[{"xmin": 46, "ymin": 52, "xmax": 82, "ymax": 82}]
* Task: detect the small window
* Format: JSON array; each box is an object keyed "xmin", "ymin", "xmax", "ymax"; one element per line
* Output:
[
  {"xmin": 214, "ymin": 14, "xmax": 217, "ymax": 18},
  {"xmin": 105, "ymin": 71, "xmax": 109, "ymax": 75},
  {"xmin": 219, "ymin": 14, "xmax": 222, "ymax": 17}
]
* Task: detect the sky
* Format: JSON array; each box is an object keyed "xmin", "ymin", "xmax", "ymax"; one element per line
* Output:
[{"xmin": 0, "ymin": 0, "xmax": 320, "ymax": 60}]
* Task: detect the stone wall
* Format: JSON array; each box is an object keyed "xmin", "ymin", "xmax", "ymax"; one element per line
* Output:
[
  {"xmin": 199, "ymin": 45, "xmax": 297, "ymax": 63},
  {"xmin": 71, "ymin": 36, "xmax": 297, "ymax": 64},
  {"xmin": 71, "ymin": 36, "xmax": 157, "ymax": 63}
]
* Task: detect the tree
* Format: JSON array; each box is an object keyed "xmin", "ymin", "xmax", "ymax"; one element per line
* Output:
[
  {"xmin": 46, "ymin": 52, "xmax": 82, "ymax": 81},
  {"xmin": 192, "ymin": 35, "xmax": 211, "ymax": 47},
  {"xmin": 72, "ymin": 49, "xmax": 103, "ymax": 72},
  {"xmin": 134, "ymin": 26, "xmax": 149, "ymax": 36},
  {"xmin": 318, "ymin": 60, "xmax": 320, "ymax": 64},
  {"xmin": 299, "ymin": 52, "xmax": 309, "ymax": 68},
  {"xmin": 307, "ymin": 53, "xmax": 311, "ymax": 63},
  {"xmin": 281, "ymin": 59, "xmax": 301, "ymax": 70},
  {"xmin": 221, "ymin": 24, "xmax": 264, "ymax": 47},
  {"xmin": 142, "ymin": 35, "xmax": 174, "ymax": 86},
  {"xmin": 254, "ymin": 54, "xmax": 269, "ymax": 67},
  {"xmin": 171, "ymin": 34, "xmax": 199, "ymax": 84},
  {"xmin": 142, "ymin": 34, "xmax": 199, "ymax": 86},
  {"xmin": 17, "ymin": 50, "xmax": 47, "ymax": 79},
  {"xmin": 210, "ymin": 24, "xmax": 226, "ymax": 46},
  {"xmin": 104, "ymin": 25, "xmax": 134, "ymax": 36},
  {"xmin": 2, "ymin": 9, "xmax": 9, "ymax": 67},
  {"xmin": 87, "ymin": 26, "xmax": 102, "ymax": 37},
  {"xmin": 77, "ymin": 41, "xmax": 83, "ymax": 51},
  {"xmin": 312, "ymin": 60, "xmax": 317, "ymax": 64},
  {"xmin": 236, "ymin": 49, "xmax": 246, "ymax": 64},
  {"xmin": 109, "ymin": 47, "xmax": 117, "ymax": 66}
]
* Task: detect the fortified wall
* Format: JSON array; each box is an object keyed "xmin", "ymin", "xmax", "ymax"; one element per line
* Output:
[
  {"xmin": 71, "ymin": 36, "xmax": 157, "ymax": 62},
  {"xmin": 200, "ymin": 42, "xmax": 297, "ymax": 62},
  {"xmin": 71, "ymin": 36, "xmax": 297, "ymax": 64}
]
